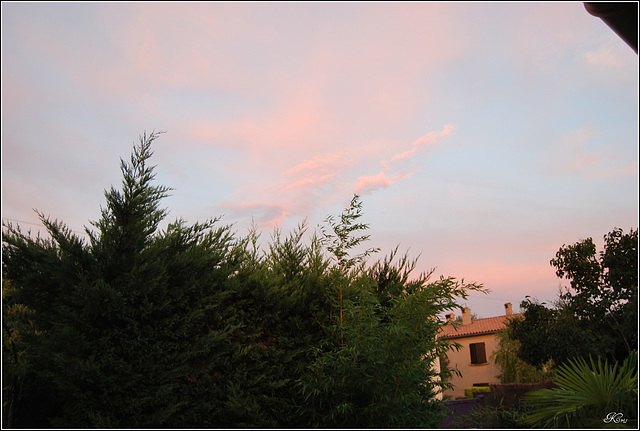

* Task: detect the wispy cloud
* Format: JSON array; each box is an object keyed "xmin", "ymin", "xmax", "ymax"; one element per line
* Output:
[
  {"xmin": 212, "ymin": 123, "xmax": 455, "ymax": 229},
  {"xmin": 391, "ymin": 123, "xmax": 455, "ymax": 161},
  {"xmin": 285, "ymin": 174, "xmax": 336, "ymax": 190},
  {"xmin": 353, "ymin": 161, "xmax": 414, "ymax": 195},
  {"xmin": 539, "ymin": 127, "xmax": 637, "ymax": 181},
  {"xmin": 353, "ymin": 123, "xmax": 455, "ymax": 195},
  {"xmin": 213, "ymin": 200, "xmax": 290, "ymax": 230},
  {"xmin": 582, "ymin": 40, "xmax": 628, "ymax": 69},
  {"xmin": 282, "ymin": 152, "xmax": 353, "ymax": 194}
]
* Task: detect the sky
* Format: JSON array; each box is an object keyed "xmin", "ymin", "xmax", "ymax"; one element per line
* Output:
[{"xmin": 2, "ymin": 2, "xmax": 638, "ymax": 318}]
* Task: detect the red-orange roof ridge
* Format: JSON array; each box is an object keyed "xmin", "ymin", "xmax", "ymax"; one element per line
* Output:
[{"xmin": 438, "ymin": 313, "xmax": 523, "ymax": 339}]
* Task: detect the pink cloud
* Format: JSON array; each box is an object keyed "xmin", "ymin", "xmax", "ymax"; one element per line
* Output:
[
  {"xmin": 353, "ymin": 160, "xmax": 414, "ymax": 195},
  {"xmin": 260, "ymin": 209, "xmax": 291, "ymax": 229},
  {"xmin": 353, "ymin": 170, "xmax": 413, "ymax": 195},
  {"xmin": 7, "ymin": 2, "xmax": 472, "ymax": 193},
  {"xmin": 353, "ymin": 123, "xmax": 455, "ymax": 195},
  {"xmin": 216, "ymin": 201, "xmax": 291, "ymax": 230},
  {"xmin": 285, "ymin": 173, "xmax": 336, "ymax": 190},
  {"xmin": 390, "ymin": 147, "xmax": 419, "ymax": 162},
  {"xmin": 391, "ymin": 123, "xmax": 455, "ymax": 161},
  {"xmin": 282, "ymin": 152, "xmax": 353, "ymax": 193},
  {"xmin": 539, "ymin": 127, "xmax": 637, "ymax": 181},
  {"xmin": 71, "ymin": 3, "xmax": 471, "ymax": 153},
  {"xmin": 214, "ymin": 150, "xmax": 354, "ymax": 230},
  {"xmin": 582, "ymin": 41, "xmax": 627, "ymax": 69},
  {"xmin": 284, "ymin": 152, "xmax": 351, "ymax": 176},
  {"xmin": 590, "ymin": 162, "xmax": 639, "ymax": 180}
]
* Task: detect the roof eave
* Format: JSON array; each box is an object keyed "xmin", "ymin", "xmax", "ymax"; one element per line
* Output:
[{"xmin": 438, "ymin": 329, "xmax": 502, "ymax": 340}]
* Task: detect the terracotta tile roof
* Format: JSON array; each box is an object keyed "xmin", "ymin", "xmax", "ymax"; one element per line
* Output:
[{"xmin": 438, "ymin": 314, "xmax": 523, "ymax": 339}]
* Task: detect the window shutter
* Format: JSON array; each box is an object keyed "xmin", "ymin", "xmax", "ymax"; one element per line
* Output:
[
  {"xmin": 476, "ymin": 342, "xmax": 486, "ymax": 363},
  {"xmin": 470, "ymin": 342, "xmax": 487, "ymax": 364}
]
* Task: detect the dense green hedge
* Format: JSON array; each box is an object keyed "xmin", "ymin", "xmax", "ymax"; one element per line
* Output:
[{"xmin": 2, "ymin": 132, "xmax": 486, "ymax": 428}]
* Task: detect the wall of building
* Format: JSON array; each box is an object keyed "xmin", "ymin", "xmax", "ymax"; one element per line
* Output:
[{"xmin": 443, "ymin": 332, "xmax": 502, "ymax": 399}]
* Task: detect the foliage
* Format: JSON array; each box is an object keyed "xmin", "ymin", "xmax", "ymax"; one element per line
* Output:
[
  {"xmin": 523, "ymin": 351, "xmax": 638, "ymax": 428},
  {"xmin": 2, "ymin": 132, "xmax": 239, "ymax": 427},
  {"xmin": 510, "ymin": 296, "xmax": 601, "ymax": 368},
  {"xmin": 492, "ymin": 324, "xmax": 555, "ymax": 384},
  {"xmin": 297, "ymin": 197, "xmax": 488, "ymax": 428},
  {"xmin": 550, "ymin": 228, "xmax": 638, "ymax": 362},
  {"xmin": 464, "ymin": 386, "xmax": 491, "ymax": 398},
  {"xmin": 2, "ymin": 132, "xmax": 488, "ymax": 428},
  {"xmin": 448, "ymin": 397, "xmax": 535, "ymax": 429},
  {"xmin": 2, "ymin": 279, "xmax": 43, "ymax": 428},
  {"xmin": 210, "ymin": 222, "xmax": 331, "ymax": 428},
  {"xmin": 509, "ymin": 229, "xmax": 637, "ymax": 371}
]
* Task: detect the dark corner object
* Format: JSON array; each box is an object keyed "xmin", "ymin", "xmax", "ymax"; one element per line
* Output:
[{"xmin": 584, "ymin": 2, "xmax": 638, "ymax": 54}]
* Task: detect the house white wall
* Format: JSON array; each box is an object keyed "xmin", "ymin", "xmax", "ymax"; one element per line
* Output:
[{"xmin": 443, "ymin": 332, "xmax": 502, "ymax": 399}]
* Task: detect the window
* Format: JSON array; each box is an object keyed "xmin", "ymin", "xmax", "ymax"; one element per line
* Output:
[{"xmin": 469, "ymin": 342, "xmax": 487, "ymax": 364}]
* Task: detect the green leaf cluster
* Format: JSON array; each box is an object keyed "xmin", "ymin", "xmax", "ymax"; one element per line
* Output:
[
  {"xmin": 2, "ymin": 132, "xmax": 486, "ymax": 428},
  {"xmin": 463, "ymin": 386, "xmax": 490, "ymax": 399},
  {"xmin": 491, "ymin": 325, "xmax": 556, "ymax": 384},
  {"xmin": 550, "ymin": 229, "xmax": 638, "ymax": 362},
  {"xmin": 295, "ymin": 197, "xmax": 486, "ymax": 428},
  {"xmin": 523, "ymin": 351, "xmax": 638, "ymax": 428},
  {"xmin": 506, "ymin": 228, "xmax": 637, "ymax": 373},
  {"xmin": 513, "ymin": 295, "xmax": 607, "ymax": 370}
]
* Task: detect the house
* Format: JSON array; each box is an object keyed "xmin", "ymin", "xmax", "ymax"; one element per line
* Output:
[{"xmin": 438, "ymin": 302, "xmax": 521, "ymax": 399}]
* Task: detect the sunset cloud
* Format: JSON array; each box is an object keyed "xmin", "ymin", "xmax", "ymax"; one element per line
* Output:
[
  {"xmin": 219, "ymin": 122, "xmax": 457, "ymax": 224},
  {"xmin": 3, "ymin": 2, "xmax": 636, "ymax": 319},
  {"xmin": 391, "ymin": 123, "xmax": 455, "ymax": 161},
  {"xmin": 285, "ymin": 174, "xmax": 336, "ymax": 190},
  {"xmin": 538, "ymin": 126, "xmax": 638, "ymax": 181},
  {"xmin": 353, "ymin": 161, "xmax": 413, "ymax": 195},
  {"xmin": 582, "ymin": 40, "xmax": 628, "ymax": 69},
  {"xmin": 281, "ymin": 152, "xmax": 352, "ymax": 199},
  {"xmin": 353, "ymin": 123, "xmax": 456, "ymax": 195},
  {"xmin": 214, "ymin": 201, "xmax": 291, "ymax": 230},
  {"xmin": 284, "ymin": 152, "xmax": 351, "ymax": 176}
]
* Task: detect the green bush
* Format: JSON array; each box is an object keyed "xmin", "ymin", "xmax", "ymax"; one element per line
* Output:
[
  {"xmin": 2, "ymin": 132, "xmax": 489, "ymax": 428},
  {"xmin": 449, "ymin": 397, "xmax": 534, "ymax": 429},
  {"xmin": 465, "ymin": 386, "xmax": 491, "ymax": 398}
]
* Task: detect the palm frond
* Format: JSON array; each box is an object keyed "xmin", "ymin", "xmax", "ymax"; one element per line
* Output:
[{"xmin": 523, "ymin": 351, "xmax": 637, "ymax": 428}]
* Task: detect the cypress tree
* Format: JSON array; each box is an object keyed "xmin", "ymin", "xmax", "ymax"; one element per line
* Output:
[{"xmin": 2, "ymin": 132, "xmax": 237, "ymax": 427}]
